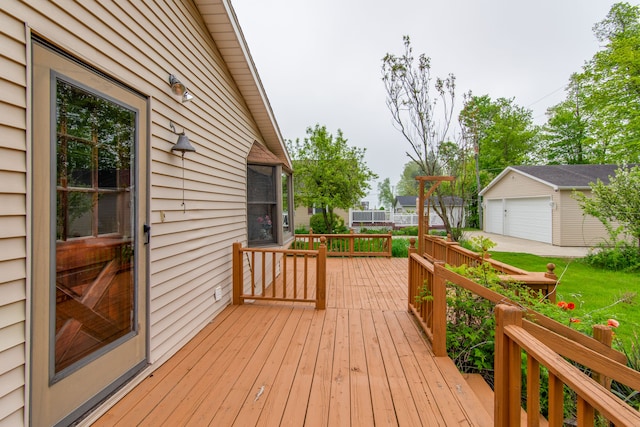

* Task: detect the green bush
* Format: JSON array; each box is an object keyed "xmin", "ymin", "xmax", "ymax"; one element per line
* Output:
[
  {"xmin": 309, "ymin": 212, "xmax": 348, "ymax": 234},
  {"xmin": 359, "ymin": 227, "xmax": 391, "ymax": 234},
  {"xmin": 391, "ymin": 238, "xmax": 410, "ymax": 257},
  {"xmin": 612, "ymin": 332, "xmax": 640, "ymax": 410},
  {"xmin": 584, "ymin": 242, "xmax": 640, "ymax": 272},
  {"xmin": 391, "ymin": 226, "xmax": 418, "ymax": 236},
  {"xmin": 294, "ymin": 225, "xmax": 309, "ymax": 234}
]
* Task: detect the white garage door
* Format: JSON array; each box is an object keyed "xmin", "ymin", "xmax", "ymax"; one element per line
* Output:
[
  {"xmin": 485, "ymin": 199, "xmax": 504, "ymax": 234},
  {"xmin": 504, "ymin": 197, "xmax": 552, "ymax": 243}
]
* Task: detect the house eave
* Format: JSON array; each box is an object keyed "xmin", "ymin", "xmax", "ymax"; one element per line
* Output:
[{"xmin": 194, "ymin": 0, "xmax": 292, "ymax": 170}]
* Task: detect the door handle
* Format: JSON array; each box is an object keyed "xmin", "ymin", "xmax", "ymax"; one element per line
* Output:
[{"xmin": 143, "ymin": 224, "xmax": 151, "ymax": 244}]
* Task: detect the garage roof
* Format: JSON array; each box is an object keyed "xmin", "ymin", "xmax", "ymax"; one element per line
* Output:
[{"xmin": 480, "ymin": 164, "xmax": 635, "ymax": 194}]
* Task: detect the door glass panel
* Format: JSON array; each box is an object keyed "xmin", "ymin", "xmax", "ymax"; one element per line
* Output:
[{"xmin": 55, "ymin": 79, "xmax": 136, "ymax": 373}]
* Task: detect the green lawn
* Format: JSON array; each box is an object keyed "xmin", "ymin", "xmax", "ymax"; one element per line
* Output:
[{"xmin": 490, "ymin": 252, "xmax": 640, "ymax": 351}]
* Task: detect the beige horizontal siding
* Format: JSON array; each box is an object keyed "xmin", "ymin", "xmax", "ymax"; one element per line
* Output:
[
  {"xmin": 558, "ymin": 191, "xmax": 610, "ymax": 246},
  {"xmin": 1, "ymin": 0, "xmax": 288, "ymax": 423},
  {"xmin": 0, "ymin": 7, "xmax": 27, "ymax": 426},
  {"xmin": 482, "ymin": 170, "xmax": 551, "ymax": 198},
  {"xmin": 6, "ymin": 0, "xmax": 265, "ymax": 363},
  {"xmin": 0, "ymin": 195, "xmax": 25, "ymax": 217}
]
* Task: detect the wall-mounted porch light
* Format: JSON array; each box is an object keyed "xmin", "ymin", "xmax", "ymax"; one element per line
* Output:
[
  {"xmin": 169, "ymin": 121, "xmax": 196, "ymax": 212},
  {"xmin": 168, "ymin": 74, "xmax": 194, "ymax": 103}
]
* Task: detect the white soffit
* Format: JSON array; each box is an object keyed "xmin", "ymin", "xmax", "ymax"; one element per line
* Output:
[{"xmin": 194, "ymin": 0, "xmax": 292, "ymax": 169}]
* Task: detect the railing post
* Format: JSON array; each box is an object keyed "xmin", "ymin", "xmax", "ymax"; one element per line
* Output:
[
  {"xmin": 592, "ymin": 324, "xmax": 613, "ymax": 390},
  {"xmin": 316, "ymin": 236, "xmax": 327, "ymax": 309},
  {"xmin": 232, "ymin": 242, "xmax": 243, "ymax": 305},
  {"xmin": 386, "ymin": 232, "xmax": 392, "ymax": 258},
  {"xmin": 308, "ymin": 228, "xmax": 314, "ymax": 250},
  {"xmin": 545, "ymin": 263, "xmax": 558, "ymax": 303},
  {"xmin": 432, "ymin": 262, "xmax": 447, "ymax": 357},
  {"xmin": 407, "ymin": 238, "xmax": 417, "ymax": 312},
  {"xmin": 494, "ymin": 304, "xmax": 523, "ymax": 427},
  {"xmin": 349, "ymin": 229, "xmax": 355, "ymax": 257}
]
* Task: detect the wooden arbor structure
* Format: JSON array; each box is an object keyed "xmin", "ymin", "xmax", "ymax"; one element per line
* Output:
[{"xmin": 416, "ymin": 175, "xmax": 455, "ymax": 254}]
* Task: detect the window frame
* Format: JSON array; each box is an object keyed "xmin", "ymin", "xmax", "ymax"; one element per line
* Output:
[{"xmin": 246, "ymin": 163, "xmax": 294, "ymax": 247}]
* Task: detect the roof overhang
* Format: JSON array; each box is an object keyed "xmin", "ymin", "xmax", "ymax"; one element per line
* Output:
[{"xmin": 194, "ymin": 0, "xmax": 292, "ymax": 170}]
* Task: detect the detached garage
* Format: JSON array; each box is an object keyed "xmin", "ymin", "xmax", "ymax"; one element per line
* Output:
[{"xmin": 480, "ymin": 164, "xmax": 628, "ymax": 246}]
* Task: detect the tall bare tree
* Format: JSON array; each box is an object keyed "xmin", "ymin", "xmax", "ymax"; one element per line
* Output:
[{"xmin": 382, "ymin": 35, "xmax": 468, "ymax": 238}]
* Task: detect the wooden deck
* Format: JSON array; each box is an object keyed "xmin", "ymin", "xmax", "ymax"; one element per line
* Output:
[{"xmin": 93, "ymin": 257, "xmax": 492, "ymax": 426}]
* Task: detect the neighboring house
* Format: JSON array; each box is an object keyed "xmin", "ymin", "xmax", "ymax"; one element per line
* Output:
[
  {"xmin": 394, "ymin": 195, "xmax": 466, "ymax": 228},
  {"xmin": 0, "ymin": 1, "xmax": 293, "ymax": 425},
  {"xmin": 293, "ymin": 206, "xmax": 349, "ymax": 231},
  {"xmin": 479, "ymin": 164, "xmax": 629, "ymax": 246}
]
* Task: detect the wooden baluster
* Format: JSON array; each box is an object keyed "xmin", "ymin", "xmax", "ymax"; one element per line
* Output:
[
  {"xmin": 349, "ymin": 229, "xmax": 355, "ymax": 257},
  {"xmin": 408, "ymin": 238, "xmax": 417, "ymax": 312},
  {"xmin": 261, "ymin": 251, "xmax": 266, "ymax": 296},
  {"xmin": 272, "ymin": 252, "xmax": 278, "ymax": 296},
  {"xmin": 303, "ymin": 254, "xmax": 308, "ymax": 300},
  {"xmin": 432, "ymin": 261, "xmax": 447, "ymax": 357},
  {"xmin": 250, "ymin": 251, "xmax": 256, "ymax": 297},
  {"xmin": 577, "ymin": 396, "xmax": 595, "ymax": 427},
  {"xmin": 292, "ymin": 252, "xmax": 297, "ymax": 299},
  {"xmin": 527, "ymin": 355, "xmax": 541, "ymax": 427}
]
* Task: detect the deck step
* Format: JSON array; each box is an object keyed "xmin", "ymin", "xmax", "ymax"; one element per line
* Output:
[
  {"xmin": 433, "ymin": 358, "xmax": 493, "ymax": 425},
  {"xmin": 464, "ymin": 373, "xmax": 549, "ymax": 426}
]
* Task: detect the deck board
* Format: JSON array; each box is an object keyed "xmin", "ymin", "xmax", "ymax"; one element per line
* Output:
[{"xmin": 93, "ymin": 257, "xmax": 492, "ymax": 426}]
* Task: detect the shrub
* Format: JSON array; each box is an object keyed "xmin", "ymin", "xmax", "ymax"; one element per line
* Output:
[
  {"xmin": 612, "ymin": 332, "xmax": 640, "ymax": 410},
  {"xmin": 391, "ymin": 238, "xmax": 410, "ymax": 257},
  {"xmin": 359, "ymin": 227, "xmax": 391, "ymax": 234},
  {"xmin": 584, "ymin": 242, "xmax": 640, "ymax": 272},
  {"xmin": 392, "ymin": 226, "xmax": 418, "ymax": 236},
  {"xmin": 294, "ymin": 225, "xmax": 309, "ymax": 234},
  {"xmin": 309, "ymin": 212, "xmax": 348, "ymax": 234}
]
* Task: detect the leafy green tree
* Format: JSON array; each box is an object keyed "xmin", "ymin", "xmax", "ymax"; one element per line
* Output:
[
  {"xmin": 542, "ymin": 77, "xmax": 593, "ymax": 165},
  {"xmin": 459, "ymin": 94, "xmax": 537, "ymax": 227},
  {"xmin": 288, "ymin": 124, "xmax": 377, "ymax": 234},
  {"xmin": 396, "ymin": 162, "xmax": 421, "ymax": 196},
  {"xmin": 551, "ymin": 3, "xmax": 640, "ymax": 163},
  {"xmin": 459, "ymin": 94, "xmax": 538, "ymax": 178},
  {"xmin": 377, "ymin": 178, "xmax": 395, "ymax": 209},
  {"xmin": 574, "ymin": 165, "xmax": 640, "ymax": 247}
]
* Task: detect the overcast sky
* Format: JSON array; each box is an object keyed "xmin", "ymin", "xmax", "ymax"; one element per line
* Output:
[{"xmin": 232, "ymin": 0, "xmax": 622, "ymax": 205}]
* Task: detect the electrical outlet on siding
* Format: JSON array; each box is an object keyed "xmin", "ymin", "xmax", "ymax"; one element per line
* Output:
[{"xmin": 214, "ymin": 286, "xmax": 222, "ymax": 301}]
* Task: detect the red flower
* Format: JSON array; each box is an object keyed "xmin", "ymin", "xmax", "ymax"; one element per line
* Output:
[
  {"xmin": 607, "ymin": 319, "xmax": 620, "ymax": 328},
  {"xmin": 558, "ymin": 301, "xmax": 575, "ymax": 310},
  {"xmin": 570, "ymin": 318, "xmax": 581, "ymax": 324}
]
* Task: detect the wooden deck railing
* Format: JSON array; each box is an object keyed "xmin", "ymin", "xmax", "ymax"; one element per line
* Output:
[
  {"xmin": 232, "ymin": 240, "xmax": 327, "ymax": 309},
  {"xmin": 421, "ymin": 234, "xmax": 559, "ymax": 302},
  {"xmin": 495, "ymin": 304, "xmax": 640, "ymax": 426},
  {"xmin": 407, "ymin": 243, "xmax": 640, "ymax": 425},
  {"xmin": 293, "ymin": 230, "xmax": 392, "ymax": 257}
]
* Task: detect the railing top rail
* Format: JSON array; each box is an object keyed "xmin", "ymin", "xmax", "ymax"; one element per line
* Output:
[
  {"xmin": 239, "ymin": 247, "xmax": 319, "ymax": 256},
  {"xmin": 504, "ymin": 322, "xmax": 640, "ymax": 426},
  {"xmin": 295, "ymin": 233, "xmax": 391, "ymax": 237},
  {"xmin": 409, "ymin": 252, "xmax": 436, "ymax": 272},
  {"xmin": 432, "ymin": 262, "xmax": 626, "ymax": 362},
  {"xmin": 522, "ymin": 319, "xmax": 639, "ymax": 388}
]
